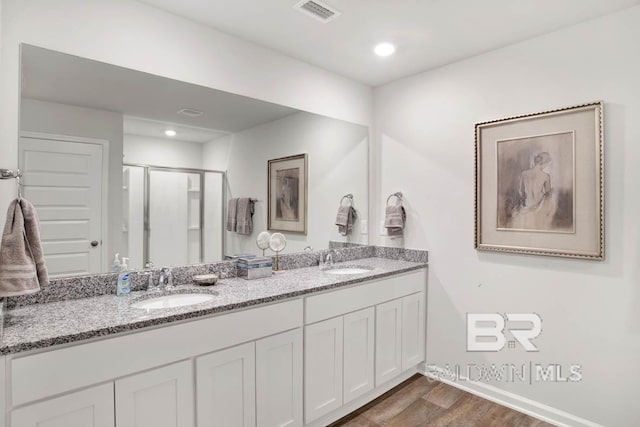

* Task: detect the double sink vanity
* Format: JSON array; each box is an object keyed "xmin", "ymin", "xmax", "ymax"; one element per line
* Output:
[
  {"xmin": 1, "ymin": 43, "xmax": 426, "ymax": 427},
  {"xmin": 0, "ymin": 246, "xmax": 427, "ymax": 427}
]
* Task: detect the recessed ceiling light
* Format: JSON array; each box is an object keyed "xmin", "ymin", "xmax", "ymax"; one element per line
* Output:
[
  {"xmin": 165, "ymin": 130, "xmax": 177, "ymax": 137},
  {"xmin": 374, "ymin": 42, "xmax": 396, "ymax": 57}
]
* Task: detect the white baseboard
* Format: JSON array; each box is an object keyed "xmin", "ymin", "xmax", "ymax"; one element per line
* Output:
[{"xmin": 418, "ymin": 365, "xmax": 602, "ymax": 427}]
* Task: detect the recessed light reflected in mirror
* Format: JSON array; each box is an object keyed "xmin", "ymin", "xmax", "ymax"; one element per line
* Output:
[
  {"xmin": 374, "ymin": 42, "xmax": 396, "ymax": 57},
  {"xmin": 165, "ymin": 129, "xmax": 177, "ymax": 137}
]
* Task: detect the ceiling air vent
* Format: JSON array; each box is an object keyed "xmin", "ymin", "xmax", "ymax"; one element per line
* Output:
[
  {"xmin": 177, "ymin": 108, "xmax": 204, "ymax": 118},
  {"xmin": 294, "ymin": 0, "xmax": 341, "ymax": 23}
]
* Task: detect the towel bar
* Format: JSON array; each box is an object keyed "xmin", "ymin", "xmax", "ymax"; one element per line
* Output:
[
  {"xmin": 0, "ymin": 169, "xmax": 21, "ymax": 180},
  {"xmin": 1, "ymin": 169, "xmax": 23, "ymax": 200}
]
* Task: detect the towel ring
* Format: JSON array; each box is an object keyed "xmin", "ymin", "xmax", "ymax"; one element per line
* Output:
[
  {"xmin": 340, "ymin": 194, "xmax": 354, "ymax": 206},
  {"xmin": 386, "ymin": 192, "xmax": 403, "ymax": 206}
]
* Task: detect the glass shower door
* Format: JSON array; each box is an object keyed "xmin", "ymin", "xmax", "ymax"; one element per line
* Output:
[
  {"xmin": 122, "ymin": 164, "xmax": 225, "ymax": 268},
  {"xmin": 148, "ymin": 169, "xmax": 201, "ymax": 267}
]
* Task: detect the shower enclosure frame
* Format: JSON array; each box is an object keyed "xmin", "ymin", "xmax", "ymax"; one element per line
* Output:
[{"xmin": 123, "ymin": 163, "xmax": 227, "ymax": 266}]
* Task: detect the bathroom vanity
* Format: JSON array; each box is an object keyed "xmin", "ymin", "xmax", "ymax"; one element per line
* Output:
[{"xmin": 0, "ymin": 255, "xmax": 427, "ymax": 427}]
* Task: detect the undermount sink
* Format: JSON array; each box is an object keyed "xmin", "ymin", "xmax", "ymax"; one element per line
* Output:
[
  {"xmin": 323, "ymin": 266, "xmax": 374, "ymax": 275},
  {"xmin": 131, "ymin": 293, "xmax": 216, "ymax": 310}
]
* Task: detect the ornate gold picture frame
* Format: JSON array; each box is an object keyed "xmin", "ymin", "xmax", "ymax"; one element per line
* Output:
[{"xmin": 475, "ymin": 102, "xmax": 604, "ymax": 260}]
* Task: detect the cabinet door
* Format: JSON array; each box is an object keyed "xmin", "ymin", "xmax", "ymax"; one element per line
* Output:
[
  {"xmin": 196, "ymin": 342, "xmax": 256, "ymax": 427},
  {"xmin": 12, "ymin": 383, "xmax": 114, "ymax": 427},
  {"xmin": 375, "ymin": 299, "xmax": 403, "ymax": 386},
  {"xmin": 256, "ymin": 329, "xmax": 303, "ymax": 427},
  {"xmin": 343, "ymin": 307, "xmax": 375, "ymax": 404},
  {"xmin": 304, "ymin": 317, "xmax": 343, "ymax": 423},
  {"xmin": 402, "ymin": 292, "xmax": 425, "ymax": 371},
  {"xmin": 115, "ymin": 360, "xmax": 194, "ymax": 427}
]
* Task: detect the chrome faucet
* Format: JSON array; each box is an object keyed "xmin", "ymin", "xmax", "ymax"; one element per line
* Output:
[
  {"xmin": 139, "ymin": 271, "xmax": 154, "ymax": 291},
  {"xmin": 158, "ymin": 267, "xmax": 174, "ymax": 289},
  {"xmin": 325, "ymin": 249, "xmax": 338, "ymax": 266}
]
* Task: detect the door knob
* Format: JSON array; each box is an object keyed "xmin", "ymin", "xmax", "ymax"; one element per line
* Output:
[{"xmin": 90, "ymin": 240, "xmax": 99, "ymax": 247}]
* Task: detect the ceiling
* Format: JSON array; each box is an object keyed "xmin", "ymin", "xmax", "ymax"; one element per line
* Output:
[
  {"xmin": 123, "ymin": 116, "xmax": 229, "ymax": 143},
  {"xmin": 138, "ymin": 0, "xmax": 640, "ymax": 86},
  {"xmin": 21, "ymin": 44, "xmax": 299, "ymax": 141}
]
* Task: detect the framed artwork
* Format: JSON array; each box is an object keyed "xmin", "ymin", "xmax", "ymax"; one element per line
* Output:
[
  {"xmin": 475, "ymin": 102, "xmax": 604, "ymax": 260},
  {"xmin": 268, "ymin": 153, "xmax": 308, "ymax": 234}
]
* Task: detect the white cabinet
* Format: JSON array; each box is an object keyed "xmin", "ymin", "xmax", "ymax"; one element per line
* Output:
[
  {"xmin": 115, "ymin": 360, "xmax": 194, "ymax": 427},
  {"xmin": 12, "ymin": 383, "xmax": 114, "ymax": 427},
  {"xmin": 6, "ymin": 270, "xmax": 425, "ymax": 427},
  {"xmin": 402, "ymin": 292, "xmax": 425, "ymax": 371},
  {"xmin": 305, "ymin": 317, "xmax": 344, "ymax": 423},
  {"xmin": 256, "ymin": 329, "xmax": 303, "ymax": 427},
  {"xmin": 343, "ymin": 307, "xmax": 375, "ymax": 404},
  {"xmin": 196, "ymin": 342, "xmax": 256, "ymax": 427},
  {"xmin": 375, "ymin": 299, "xmax": 403, "ymax": 386}
]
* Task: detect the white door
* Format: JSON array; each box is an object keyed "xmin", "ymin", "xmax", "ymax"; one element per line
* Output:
[
  {"xmin": 304, "ymin": 317, "xmax": 343, "ymax": 423},
  {"xmin": 115, "ymin": 360, "xmax": 194, "ymax": 427},
  {"xmin": 196, "ymin": 342, "xmax": 256, "ymax": 427},
  {"xmin": 256, "ymin": 329, "xmax": 303, "ymax": 427},
  {"xmin": 12, "ymin": 383, "xmax": 114, "ymax": 427},
  {"xmin": 375, "ymin": 299, "xmax": 403, "ymax": 386},
  {"xmin": 343, "ymin": 307, "xmax": 375, "ymax": 404},
  {"xmin": 402, "ymin": 292, "xmax": 426, "ymax": 371},
  {"xmin": 19, "ymin": 136, "xmax": 104, "ymax": 276}
]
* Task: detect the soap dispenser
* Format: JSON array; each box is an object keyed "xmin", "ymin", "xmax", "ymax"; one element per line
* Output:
[
  {"xmin": 113, "ymin": 253, "xmax": 121, "ymax": 273},
  {"xmin": 117, "ymin": 257, "xmax": 131, "ymax": 296}
]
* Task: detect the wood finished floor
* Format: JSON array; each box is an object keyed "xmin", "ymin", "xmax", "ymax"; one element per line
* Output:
[{"xmin": 329, "ymin": 375, "xmax": 554, "ymax": 427}]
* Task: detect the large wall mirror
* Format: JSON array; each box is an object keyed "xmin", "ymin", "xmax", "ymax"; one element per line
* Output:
[{"xmin": 19, "ymin": 44, "xmax": 369, "ymax": 277}]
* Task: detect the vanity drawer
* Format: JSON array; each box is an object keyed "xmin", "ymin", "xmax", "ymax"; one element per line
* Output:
[
  {"xmin": 9, "ymin": 299, "xmax": 303, "ymax": 407},
  {"xmin": 304, "ymin": 269, "xmax": 426, "ymax": 324}
]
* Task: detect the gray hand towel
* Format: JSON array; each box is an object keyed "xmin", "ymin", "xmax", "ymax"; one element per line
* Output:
[
  {"xmin": 226, "ymin": 198, "xmax": 239, "ymax": 232},
  {"xmin": 236, "ymin": 198, "xmax": 255, "ymax": 235},
  {"xmin": 0, "ymin": 199, "xmax": 49, "ymax": 297},
  {"xmin": 384, "ymin": 205, "xmax": 406, "ymax": 237},
  {"xmin": 336, "ymin": 205, "xmax": 357, "ymax": 236}
]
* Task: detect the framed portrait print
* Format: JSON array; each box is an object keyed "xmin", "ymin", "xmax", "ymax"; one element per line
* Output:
[
  {"xmin": 268, "ymin": 153, "xmax": 308, "ymax": 234},
  {"xmin": 475, "ymin": 102, "xmax": 604, "ymax": 260}
]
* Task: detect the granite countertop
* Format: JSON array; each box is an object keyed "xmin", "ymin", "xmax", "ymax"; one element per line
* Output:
[{"xmin": 0, "ymin": 257, "xmax": 426, "ymax": 355}]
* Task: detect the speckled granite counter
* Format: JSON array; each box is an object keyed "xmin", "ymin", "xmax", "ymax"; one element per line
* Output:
[{"xmin": 1, "ymin": 257, "xmax": 426, "ymax": 355}]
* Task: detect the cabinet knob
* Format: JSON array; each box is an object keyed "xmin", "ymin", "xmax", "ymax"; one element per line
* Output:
[{"xmin": 90, "ymin": 240, "xmax": 99, "ymax": 247}]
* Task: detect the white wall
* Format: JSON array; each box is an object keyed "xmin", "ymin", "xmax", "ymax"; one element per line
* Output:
[
  {"xmin": 205, "ymin": 112, "xmax": 369, "ymax": 256},
  {"xmin": 123, "ymin": 134, "xmax": 204, "ymax": 169},
  {"xmin": 0, "ymin": 0, "xmax": 371, "ymax": 221},
  {"xmin": 373, "ymin": 6, "xmax": 640, "ymax": 427},
  {"xmin": 20, "ymin": 98, "xmax": 124, "ymax": 266},
  {"xmin": 202, "ymin": 135, "xmax": 232, "ymax": 172}
]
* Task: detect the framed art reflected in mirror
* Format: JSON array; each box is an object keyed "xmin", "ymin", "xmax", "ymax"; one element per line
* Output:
[
  {"xmin": 268, "ymin": 153, "xmax": 308, "ymax": 234},
  {"xmin": 475, "ymin": 102, "xmax": 604, "ymax": 260}
]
